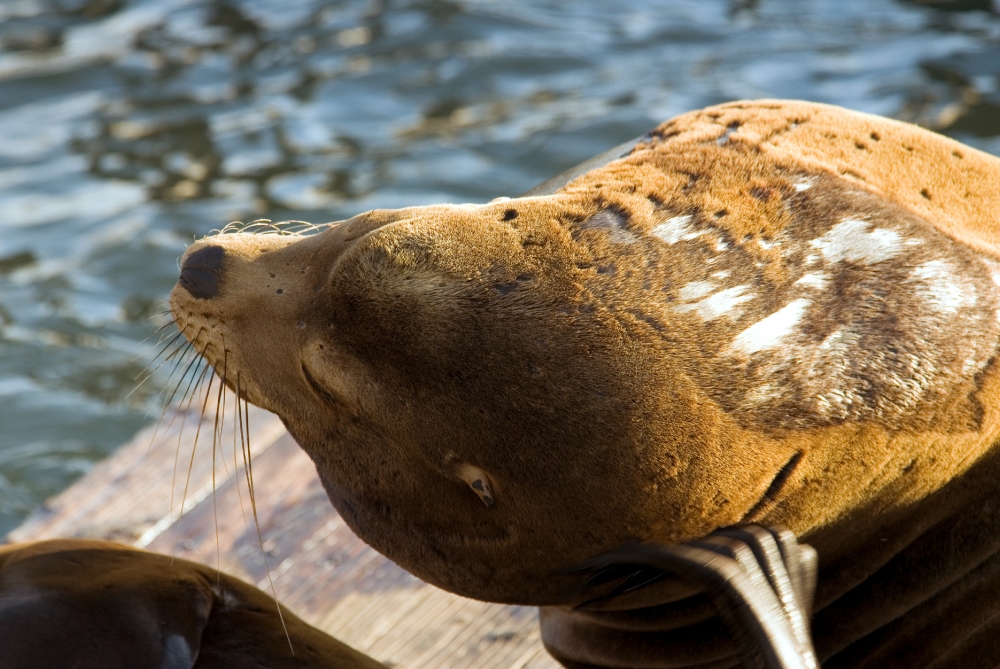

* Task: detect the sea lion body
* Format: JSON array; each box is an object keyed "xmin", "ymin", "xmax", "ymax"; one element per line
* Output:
[
  {"xmin": 170, "ymin": 101, "xmax": 1000, "ymax": 666},
  {"xmin": 0, "ymin": 539, "xmax": 386, "ymax": 669}
]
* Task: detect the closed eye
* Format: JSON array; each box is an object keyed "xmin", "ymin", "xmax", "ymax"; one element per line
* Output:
[{"xmin": 301, "ymin": 362, "xmax": 343, "ymax": 407}]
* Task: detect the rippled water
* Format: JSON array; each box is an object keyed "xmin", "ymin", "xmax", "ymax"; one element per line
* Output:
[{"xmin": 1, "ymin": 0, "xmax": 999, "ymax": 535}]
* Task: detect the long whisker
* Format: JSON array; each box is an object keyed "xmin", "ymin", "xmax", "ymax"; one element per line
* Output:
[
  {"xmin": 146, "ymin": 326, "xmax": 207, "ymax": 458},
  {"xmin": 141, "ymin": 330, "xmax": 186, "ymax": 372},
  {"xmin": 237, "ymin": 372, "xmax": 292, "ymax": 654},
  {"xmin": 131, "ymin": 317, "xmax": 178, "ymax": 356},
  {"xmin": 166, "ymin": 340, "xmax": 208, "ymax": 512},
  {"xmin": 239, "ymin": 376, "xmax": 256, "ymax": 506},
  {"xmin": 176, "ymin": 361, "xmax": 212, "ymax": 524},
  {"xmin": 145, "ymin": 338, "xmax": 196, "ymax": 451},
  {"xmin": 132, "ymin": 333, "xmax": 186, "ymax": 390},
  {"xmin": 145, "ymin": 326, "xmax": 196, "ymax": 411},
  {"xmin": 212, "ymin": 356, "xmax": 228, "ymax": 514},
  {"xmin": 206, "ymin": 372, "xmax": 222, "ymax": 583},
  {"xmin": 127, "ymin": 335, "xmax": 188, "ymax": 402},
  {"xmin": 220, "ymin": 347, "xmax": 250, "ymax": 532},
  {"xmin": 158, "ymin": 330, "xmax": 205, "ymax": 414}
]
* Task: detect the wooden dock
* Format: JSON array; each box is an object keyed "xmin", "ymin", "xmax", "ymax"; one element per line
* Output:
[{"xmin": 6, "ymin": 395, "xmax": 559, "ymax": 669}]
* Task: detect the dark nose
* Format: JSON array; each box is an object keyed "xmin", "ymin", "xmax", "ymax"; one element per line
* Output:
[{"xmin": 179, "ymin": 245, "xmax": 224, "ymax": 299}]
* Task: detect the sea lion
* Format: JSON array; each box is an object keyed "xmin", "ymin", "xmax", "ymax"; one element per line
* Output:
[
  {"xmin": 170, "ymin": 100, "xmax": 1000, "ymax": 667},
  {"xmin": 0, "ymin": 539, "xmax": 386, "ymax": 669}
]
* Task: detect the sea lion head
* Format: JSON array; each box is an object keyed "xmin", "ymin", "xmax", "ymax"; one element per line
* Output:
[
  {"xmin": 171, "ymin": 101, "xmax": 1000, "ymax": 606},
  {"xmin": 169, "ymin": 196, "xmax": 800, "ymax": 605}
]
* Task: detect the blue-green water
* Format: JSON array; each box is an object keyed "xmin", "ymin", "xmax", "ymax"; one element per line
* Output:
[{"xmin": 1, "ymin": 0, "xmax": 999, "ymax": 536}]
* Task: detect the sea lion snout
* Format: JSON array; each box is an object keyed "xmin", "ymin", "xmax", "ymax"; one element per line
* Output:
[{"xmin": 179, "ymin": 244, "xmax": 225, "ymax": 299}]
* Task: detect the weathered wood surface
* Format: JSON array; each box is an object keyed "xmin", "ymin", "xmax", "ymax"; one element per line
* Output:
[{"xmin": 6, "ymin": 396, "xmax": 558, "ymax": 669}]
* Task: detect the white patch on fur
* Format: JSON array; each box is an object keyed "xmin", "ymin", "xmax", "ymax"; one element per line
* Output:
[
  {"xmin": 652, "ymin": 215, "xmax": 704, "ymax": 244},
  {"xmin": 810, "ymin": 218, "xmax": 901, "ymax": 264},
  {"xmin": 584, "ymin": 209, "xmax": 639, "ymax": 244},
  {"xmin": 805, "ymin": 254, "xmax": 821, "ymax": 265},
  {"xmin": 963, "ymin": 355, "xmax": 982, "ymax": 376},
  {"xmin": 816, "ymin": 387, "xmax": 854, "ymax": 417},
  {"xmin": 757, "ymin": 238, "xmax": 778, "ymax": 250},
  {"xmin": 794, "ymin": 272, "xmax": 828, "ymax": 290},
  {"xmin": 987, "ymin": 268, "xmax": 1000, "ymax": 323},
  {"xmin": 678, "ymin": 280, "xmax": 716, "ymax": 301},
  {"xmin": 715, "ymin": 238, "xmax": 730, "ymax": 251},
  {"xmin": 794, "ymin": 179, "xmax": 813, "ymax": 192},
  {"xmin": 729, "ymin": 299, "xmax": 810, "ymax": 355},
  {"xmin": 717, "ymin": 124, "xmax": 739, "ymax": 145},
  {"xmin": 675, "ymin": 285, "xmax": 755, "ymax": 320},
  {"xmin": 609, "ymin": 228, "xmax": 639, "ymax": 244},
  {"xmin": 742, "ymin": 383, "xmax": 782, "ymax": 406},
  {"xmin": 909, "ymin": 260, "xmax": 973, "ymax": 313}
]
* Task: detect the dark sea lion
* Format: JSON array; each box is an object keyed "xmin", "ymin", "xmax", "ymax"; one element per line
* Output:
[
  {"xmin": 0, "ymin": 539, "xmax": 386, "ymax": 669},
  {"xmin": 170, "ymin": 100, "xmax": 1000, "ymax": 667}
]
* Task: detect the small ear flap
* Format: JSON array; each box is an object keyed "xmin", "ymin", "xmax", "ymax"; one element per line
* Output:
[{"xmin": 456, "ymin": 463, "xmax": 496, "ymax": 507}]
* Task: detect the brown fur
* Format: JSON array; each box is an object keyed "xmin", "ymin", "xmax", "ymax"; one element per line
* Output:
[
  {"xmin": 0, "ymin": 539, "xmax": 386, "ymax": 668},
  {"xmin": 171, "ymin": 101, "xmax": 1000, "ymax": 666}
]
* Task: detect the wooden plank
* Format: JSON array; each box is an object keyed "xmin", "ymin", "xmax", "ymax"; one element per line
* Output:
[
  {"xmin": 7, "ymin": 398, "xmax": 286, "ymax": 545},
  {"xmin": 5, "ymin": 392, "xmax": 559, "ymax": 669}
]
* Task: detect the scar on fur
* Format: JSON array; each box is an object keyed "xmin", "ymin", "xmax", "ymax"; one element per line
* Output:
[{"xmin": 456, "ymin": 463, "xmax": 496, "ymax": 507}]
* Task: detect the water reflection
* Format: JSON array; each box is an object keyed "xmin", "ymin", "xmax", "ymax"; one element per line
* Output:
[{"xmin": 1, "ymin": 0, "xmax": 999, "ymax": 534}]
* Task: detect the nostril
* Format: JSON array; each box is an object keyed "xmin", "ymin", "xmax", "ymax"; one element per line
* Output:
[{"xmin": 179, "ymin": 245, "xmax": 224, "ymax": 299}]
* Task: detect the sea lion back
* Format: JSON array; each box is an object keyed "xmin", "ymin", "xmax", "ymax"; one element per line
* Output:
[{"xmin": 549, "ymin": 100, "xmax": 1000, "ymax": 435}]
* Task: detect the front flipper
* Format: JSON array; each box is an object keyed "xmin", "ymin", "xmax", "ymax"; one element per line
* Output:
[{"xmin": 542, "ymin": 525, "xmax": 819, "ymax": 669}]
